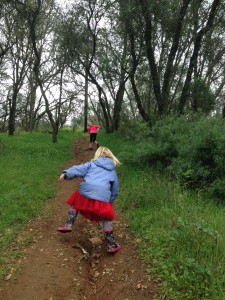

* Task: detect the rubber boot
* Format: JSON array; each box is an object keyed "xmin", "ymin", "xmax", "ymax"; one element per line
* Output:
[
  {"xmin": 104, "ymin": 229, "xmax": 121, "ymax": 253},
  {"xmin": 57, "ymin": 208, "xmax": 77, "ymax": 233}
]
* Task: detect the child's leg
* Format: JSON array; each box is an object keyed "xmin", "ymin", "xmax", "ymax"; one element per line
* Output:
[
  {"xmin": 57, "ymin": 207, "xmax": 78, "ymax": 233},
  {"xmin": 102, "ymin": 219, "xmax": 121, "ymax": 253},
  {"xmin": 89, "ymin": 133, "xmax": 94, "ymax": 150},
  {"xmin": 65, "ymin": 207, "xmax": 77, "ymax": 228},
  {"xmin": 95, "ymin": 140, "xmax": 99, "ymax": 148}
]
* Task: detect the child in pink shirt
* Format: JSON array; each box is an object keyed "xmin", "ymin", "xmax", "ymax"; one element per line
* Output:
[{"xmin": 87, "ymin": 123, "xmax": 100, "ymax": 150}]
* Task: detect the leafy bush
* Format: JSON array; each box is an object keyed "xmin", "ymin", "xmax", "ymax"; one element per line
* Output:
[
  {"xmin": 171, "ymin": 117, "xmax": 225, "ymax": 194},
  {"xmin": 119, "ymin": 119, "xmax": 151, "ymax": 142},
  {"xmin": 189, "ymin": 78, "xmax": 216, "ymax": 113},
  {"xmin": 121, "ymin": 114, "xmax": 225, "ymax": 199}
]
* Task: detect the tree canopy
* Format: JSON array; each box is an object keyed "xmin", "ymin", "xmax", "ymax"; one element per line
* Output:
[{"xmin": 0, "ymin": 0, "xmax": 224, "ymax": 141}]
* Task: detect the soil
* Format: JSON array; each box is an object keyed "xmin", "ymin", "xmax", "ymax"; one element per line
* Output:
[{"xmin": 0, "ymin": 138, "xmax": 159, "ymax": 300}]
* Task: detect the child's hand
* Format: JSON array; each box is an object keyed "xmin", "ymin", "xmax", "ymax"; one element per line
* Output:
[{"xmin": 60, "ymin": 174, "xmax": 65, "ymax": 181}]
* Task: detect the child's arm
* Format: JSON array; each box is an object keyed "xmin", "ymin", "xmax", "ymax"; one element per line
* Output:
[
  {"xmin": 61, "ymin": 162, "xmax": 91, "ymax": 180},
  {"xmin": 60, "ymin": 173, "xmax": 65, "ymax": 181},
  {"xmin": 109, "ymin": 174, "xmax": 119, "ymax": 203}
]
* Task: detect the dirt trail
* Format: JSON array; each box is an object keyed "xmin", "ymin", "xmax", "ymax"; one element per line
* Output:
[{"xmin": 0, "ymin": 138, "xmax": 159, "ymax": 300}]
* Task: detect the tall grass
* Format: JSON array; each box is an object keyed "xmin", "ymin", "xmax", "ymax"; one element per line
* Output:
[
  {"xmin": 0, "ymin": 130, "xmax": 78, "ymax": 278},
  {"xmin": 100, "ymin": 132, "xmax": 225, "ymax": 300}
]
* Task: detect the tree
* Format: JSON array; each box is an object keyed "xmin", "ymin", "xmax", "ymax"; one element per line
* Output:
[
  {"xmin": 5, "ymin": 2, "xmax": 31, "ymax": 135},
  {"xmin": 7, "ymin": 37, "xmax": 31, "ymax": 135},
  {"xmin": 27, "ymin": 0, "xmax": 66, "ymax": 142},
  {"xmin": 190, "ymin": 78, "xmax": 215, "ymax": 113},
  {"xmin": 119, "ymin": 0, "xmax": 223, "ymax": 120},
  {"xmin": 57, "ymin": 0, "xmax": 132, "ymax": 132},
  {"xmin": 179, "ymin": 0, "xmax": 221, "ymax": 113}
]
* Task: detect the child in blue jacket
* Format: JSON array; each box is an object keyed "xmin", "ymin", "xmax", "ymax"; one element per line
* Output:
[{"xmin": 57, "ymin": 146, "xmax": 121, "ymax": 253}]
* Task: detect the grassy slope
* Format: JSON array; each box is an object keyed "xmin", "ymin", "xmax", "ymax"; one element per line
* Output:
[
  {"xmin": 0, "ymin": 130, "xmax": 83, "ymax": 277},
  {"xmin": 0, "ymin": 130, "xmax": 224, "ymax": 299},
  {"xmin": 99, "ymin": 132, "xmax": 225, "ymax": 300}
]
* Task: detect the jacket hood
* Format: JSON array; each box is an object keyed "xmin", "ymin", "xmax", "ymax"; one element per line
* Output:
[{"xmin": 93, "ymin": 157, "xmax": 115, "ymax": 171}]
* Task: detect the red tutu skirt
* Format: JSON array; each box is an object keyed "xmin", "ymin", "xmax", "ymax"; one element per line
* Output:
[{"xmin": 66, "ymin": 191, "xmax": 114, "ymax": 222}]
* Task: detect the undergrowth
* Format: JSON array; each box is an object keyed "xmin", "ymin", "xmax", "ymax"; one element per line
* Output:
[
  {"xmin": 100, "ymin": 131, "xmax": 225, "ymax": 300},
  {"xmin": 120, "ymin": 114, "xmax": 225, "ymax": 200}
]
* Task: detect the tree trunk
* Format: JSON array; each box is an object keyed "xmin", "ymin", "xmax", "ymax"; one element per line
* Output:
[
  {"xmin": 113, "ymin": 82, "xmax": 126, "ymax": 131},
  {"xmin": 84, "ymin": 66, "xmax": 88, "ymax": 132},
  {"xmin": 28, "ymin": 0, "xmax": 58, "ymax": 143},
  {"xmin": 8, "ymin": 82, "xmax": 20, "ymax": 135},
  {"xmin": 161, "ymin": 0, "xmax": 191, "ymax": 112},
  {"xmin": 222, "ymin": 105, "xmax": 225, "ymax": 118},
  {"xmin": 52, "ymin": 123, "xmax": 58, "ymax": 143},
  {"xmin": 29, "ymin": 69, "xmax": 37, "ymax": 132},
  {"xmin": 87, "ymin": 70, "xmax": 112, "ymax": 132},
  {"xmin": 139, "ymin": 0, "xmax": 164, "ymax": 115},
  {"xmin": 179, "ymin": 0, "xmax": 221, "ymax": 113},
  {"xmin": 8, "ymin": 96, "xmax": 16, "ymax": 135},
  {"xmin": 113, "ymin": 2, "xmax": 129, "ymax": 131},
  {"xmin": 127, "ymin": 21, "xmax": 151, "ymax": 125}
]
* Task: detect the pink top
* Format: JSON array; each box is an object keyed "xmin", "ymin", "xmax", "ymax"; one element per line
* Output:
[{"xmin": 88, "ymin": 125, "xmax": 100, "ymax": 133}]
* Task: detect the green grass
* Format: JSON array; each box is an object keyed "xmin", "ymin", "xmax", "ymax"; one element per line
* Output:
[
  {"xmin": 0, "ymin": 129, "xmax": 80, "ymax": 278},
  {"xmin": 99, "ymin": 132, "xmax": 225, "ymax": 300},
  {"xmin": 0, "ymin": 130, "xmax": 224, "ymax": 299}
]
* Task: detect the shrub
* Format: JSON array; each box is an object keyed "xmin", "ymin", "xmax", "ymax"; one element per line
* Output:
[{"xmin": 122, "ymin": 114, "xmax": 225, "ymax": 200}]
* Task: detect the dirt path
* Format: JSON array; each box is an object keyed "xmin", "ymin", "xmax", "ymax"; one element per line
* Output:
[{"xmin": 0, "ymin": 138, "xmax": 159, "ymax": 300}]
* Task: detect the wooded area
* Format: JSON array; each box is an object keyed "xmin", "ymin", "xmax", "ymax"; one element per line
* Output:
[{"xmin": 0, "ymin": 0, "xmax": 224, "ymax": 142}]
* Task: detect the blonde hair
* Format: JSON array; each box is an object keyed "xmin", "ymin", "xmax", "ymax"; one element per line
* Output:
[{"xmin": 92, "ymin": 146, "xmax": 121, "ymax": 167}]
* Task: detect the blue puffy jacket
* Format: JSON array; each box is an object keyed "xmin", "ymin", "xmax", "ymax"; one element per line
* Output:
[{"xmin": 62, "ymin": 157, "xmax": 119, "ymax": 203}]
